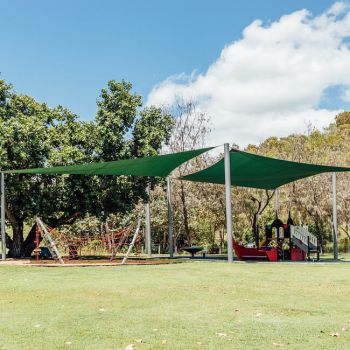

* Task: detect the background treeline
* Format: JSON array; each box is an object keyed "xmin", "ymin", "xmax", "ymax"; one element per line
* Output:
[
  {"xmin": 155, "ymin": 104, "xmax": 350, "ymax": 254},
  {"xmin": 1, "ymin": 78, "xmax": 349, "ymax": 257}
]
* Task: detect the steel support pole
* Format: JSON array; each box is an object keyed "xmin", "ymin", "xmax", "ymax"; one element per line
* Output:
[
  {"xmin": 145, "ymin": 184, "xmax": 152, "ymax": 257},
  {"xmin": 1, "ymin": 173, "xmax": 6, "ymax": 260},
  {"xmin": 224, "ymin": 143, "xmax": 233, "ymax": 263},
  {"xmin": 332, "ymin": 172, "xmax": 338, "ymax": 260},
  {"xmin": 275, "ymin": 189, "xmax": 279, "ymax": 217},
  {"xmin": 167, "ymin": 177, "xmax": 174, "ymax": 258}
]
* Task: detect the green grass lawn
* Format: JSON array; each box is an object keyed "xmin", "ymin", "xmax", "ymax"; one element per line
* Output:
[
  {"xmin": 1, "ymin": 262, "xmax": 350, "ymax": 350},
  {"xmin": 321, "ymin": 252, "xmax": 350, "ymax": 261}
]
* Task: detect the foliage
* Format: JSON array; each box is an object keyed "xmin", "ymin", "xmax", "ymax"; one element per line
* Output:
[
  {"xmin": 2, "ymin": 75, "xmax": 350, "ymax": 255},
  {"xmin": 148, "ymin": 110, "xmax": 350, "ymax": 253},
  {"xmin": 336, "ymin": 111, "xmax": 350, "ymax": 127},
  {"xmin": 0, "ymin": 79, "xmax": 173, "ymax": 257}
]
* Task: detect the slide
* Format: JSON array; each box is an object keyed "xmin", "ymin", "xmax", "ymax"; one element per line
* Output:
[{"xmin": 233, "ymin": 241, "xmax": 268, "ymax": 261}]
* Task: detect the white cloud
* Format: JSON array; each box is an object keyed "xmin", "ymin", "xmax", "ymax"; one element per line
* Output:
[
  {"xmin": 341, "ymin": 87, "xmax": 350, "ymax": 101},
  {"xmin": 147, "ymin": 2, "xmax": 350, "ymax": 147}
]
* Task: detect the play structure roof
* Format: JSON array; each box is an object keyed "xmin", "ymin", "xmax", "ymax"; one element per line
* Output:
[
  {"xmin": 3, "ymin": 147, "xmax": 213, "ymax": 177},
  {"xmin": 182, "ymin": 149, "xmax": 350, "ymax": 190}
]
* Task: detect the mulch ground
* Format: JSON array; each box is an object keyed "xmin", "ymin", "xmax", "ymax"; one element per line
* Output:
[{"xmin": 0, "ymin": 257, "xmax": 182, "ymax": 267}]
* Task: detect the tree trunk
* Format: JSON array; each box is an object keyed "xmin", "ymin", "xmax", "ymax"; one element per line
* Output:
[
  {"xmin": 23, "ymin": 224, "xmax": 41, "ymax": 257},
  {"xmin": 179, "ymin": 181, "xmax": 191, "ymax": 245},
  {"xmin": 5, "ymin": 232, "xmax": 13, "ymax": 252},
  {"xmin": 8, "ymin": 219, "xmax": 24, "ymax": 258},
  {"xmin": 162, "ymin": 229, "xmax": 167, "ymax": 253},
  {"xmin": 220, "ymin": 227, "xmax": 225, "ymax": 250},
  {"xmin": 252, "ymin": 214, "xmax": 259, "ymax": 247}
]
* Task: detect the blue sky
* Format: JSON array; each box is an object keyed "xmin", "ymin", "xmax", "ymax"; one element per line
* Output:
[
  {"xmin": 0, "ymin": 0, "xmax": 336, "ymax": 115},
  {"xmin": 1, "ymin": 0, "xmax": 349, "ymax": 145}
]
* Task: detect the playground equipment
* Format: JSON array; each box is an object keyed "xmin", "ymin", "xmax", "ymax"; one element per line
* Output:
[
  {"xmin": 2, "ymin": 145, "xmax": 348, "ymax": 263},
  {"xmin": 120, "ymin": 218, "xmax": 142, "ymax": 264},
  {"xmin": 182, "ymin": 246, "xmax": 205, "ymax": 258},
  {"xmin": 34, "ymin": 217, "xmax": 142, "ymax": 264},
  {"xmin": 36, "ymin": 217, "xmax": 64, "ymax": 264},
  {"xmin": 233, "ymin": 214, "xmax": 321, "ymax": 262}
]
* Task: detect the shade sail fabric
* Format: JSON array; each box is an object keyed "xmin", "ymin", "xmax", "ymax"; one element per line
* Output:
[
  {"xmin": 182, "ymin": 149, "xmax": 350, "ymax": 190},
  {"xmin": 3, "ymin": 147, "xmax": 213, "ymax": 177}
]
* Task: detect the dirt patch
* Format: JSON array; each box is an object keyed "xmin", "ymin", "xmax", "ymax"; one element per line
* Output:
[
  {"xmin": 32, "ymin": 258, "xmax": 181, "ymax": 267},
  {"xmin": 0, "ymin": 259, "xmax": 32, "ymax": 266}
]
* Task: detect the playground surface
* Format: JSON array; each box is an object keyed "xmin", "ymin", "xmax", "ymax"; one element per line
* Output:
[
  {"xmin": 1, "ymin": 251, "xmax": 349, "ymax": 266},
  {"xmin": 0, "ymin": 257, "xmax": 181, "ymax": 267},
  {"xmin": 1, "ymin": 262, "xmax": 350, "ymax": 349}
]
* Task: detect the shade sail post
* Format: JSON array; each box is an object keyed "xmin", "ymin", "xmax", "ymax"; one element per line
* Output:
[
  {"xmin": 275, "ymin": 189, "xmax": 279, "ymax": 217},
  {"xmin": 332, "ymin": 172, "xmax": 338, "ymax": 260},
  {"xmin": 167, "ymin": 177, "xmax": 174, "ymax": 258},
  {"xmin": 224, "ymin": 143, "xmax": 233, "ymax": 263},
  {"xmin": 1, "ymin": 173, "xmax": 6, "ymax": 260},
  {"xmin": 145, "ymin": 184, "xmax": 152, "ymax": 257}
]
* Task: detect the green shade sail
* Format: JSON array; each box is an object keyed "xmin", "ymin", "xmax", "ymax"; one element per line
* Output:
[
  {"xmin": 4, "ymin": 147, "xmax": 214, "ymax": 177},
  {"xmin": 182, "ymin": 149, "xmax": 350, "ymax": 190}
]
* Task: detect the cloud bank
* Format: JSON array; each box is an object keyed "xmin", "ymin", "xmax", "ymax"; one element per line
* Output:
[{"xmin": 147, "ymin": 2, "xmax": 350, "ymax": 147}]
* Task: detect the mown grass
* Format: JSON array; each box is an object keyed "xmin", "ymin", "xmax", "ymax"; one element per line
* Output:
[
  {"xmin": 1, "ymin": 262, "xmax": 350, "ymax": 350},
  {"xmin": 321, "ymin": 252, "xmax": 350, "ymax": 261}
]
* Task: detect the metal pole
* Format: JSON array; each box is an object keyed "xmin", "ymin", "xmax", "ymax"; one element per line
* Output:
[
  {"xmin": 275, "ymin": 189, "xmax": 279, "ymax": 217},
  {"xmin": 167, "ymin": 177, "xmax": 174, "ymax": 258},
  {"xmin": 224, "ymin": 143, "xmax": 233, "ymax": 263},
  {"xmin": 332, "ymin": 172, "xmax": 338, "ymax": 260},
  {"xmin": 145, "ymin": 184, "xmax": 152, "ymax": 257},
  {"xmin": 1, "ymin": 173, "xmax": 6, "ymax": 260}
]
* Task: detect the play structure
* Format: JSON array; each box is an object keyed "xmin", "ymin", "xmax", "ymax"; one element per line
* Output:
[
  {"xmin": 34, "ymin": 217, "xmax": 142, "ymax": 264},
  {"xmin": 182, "ymin": 246, "xmax": 205, "ymax": 258},
  {"xmin": 1, "ymin": 144, "xmax": 349, "ymax": 263},
  {"xmin": 233, "ymin": 214, "xmax": 321, "ymax": 262}
]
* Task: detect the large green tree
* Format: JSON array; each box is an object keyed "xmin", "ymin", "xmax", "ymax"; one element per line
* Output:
[{"xmin": 0, "ymin": 79, "xmax": 173, "ymax": 257}]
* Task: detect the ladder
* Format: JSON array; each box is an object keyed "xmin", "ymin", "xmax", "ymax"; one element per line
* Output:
[{"xmin": 36, "ymin": 217, "xmax": 64, "ymax": 264}]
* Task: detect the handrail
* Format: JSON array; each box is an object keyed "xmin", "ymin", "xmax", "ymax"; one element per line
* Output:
[{"xmin": 290, "ymin": 225, "xmax": 317, "ymax": 247}]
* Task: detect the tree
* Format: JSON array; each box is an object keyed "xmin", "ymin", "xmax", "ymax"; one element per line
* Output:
[
  {"xmin": 167, "ymin": 100, "xmax": 210, "ymax": 246},
  {"xmin": 242, "ymin": 189, "xmax": 275, "ymax": 247},
  {"xmin": 89, "ymin": 81, "xmax": 173, "ymax": 217},
  {"xmin": 0, "ymin": 79, "xmax": 173, "ymax": 257},
  {"xmin": 335, "ymin": 111, "xmax": 350, "ymax": 127}
]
